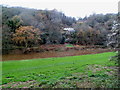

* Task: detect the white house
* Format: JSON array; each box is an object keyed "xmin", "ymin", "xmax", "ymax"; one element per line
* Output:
[{"xmin": 63, "ymin": 28, "xmax": 75, "ymax": 32}]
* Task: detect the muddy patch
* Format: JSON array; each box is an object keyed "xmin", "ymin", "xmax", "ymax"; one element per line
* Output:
[{"xmin": 3, "ymin": 46, "xmax": 113, "ymax": 61}]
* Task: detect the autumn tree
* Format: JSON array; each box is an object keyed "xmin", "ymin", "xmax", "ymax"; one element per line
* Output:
[
  {"xmin": 76, "ymin": 30, "xmax": 85, "ymax": 45},
  {"xmin": 12, "ymin": 26, "xmax": 41, "ymax": 48},
  {"xmin": 75, "ymin": 28, "xmax": 101, "ymax": 45}
]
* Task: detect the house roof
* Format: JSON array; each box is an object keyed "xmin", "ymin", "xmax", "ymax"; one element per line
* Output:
[{"xmin": 63, "ymin": 28, "xmax": 75, "ymax": 32}]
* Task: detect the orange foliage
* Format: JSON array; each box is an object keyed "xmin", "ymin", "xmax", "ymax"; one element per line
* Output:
[{"xmin": 12, "ymin": 26, "xmax": 41, "ymax": 46}]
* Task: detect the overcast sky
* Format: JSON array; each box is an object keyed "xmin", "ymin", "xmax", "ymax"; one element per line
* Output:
[{"xmin": 1, "ymin": 0, "xmax": 119, "ymax": 18}]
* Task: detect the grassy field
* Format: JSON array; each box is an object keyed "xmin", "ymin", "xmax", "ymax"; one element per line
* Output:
[{"xmin": 2, "ymin": 52, "xmax": 118, "ymax": 88}]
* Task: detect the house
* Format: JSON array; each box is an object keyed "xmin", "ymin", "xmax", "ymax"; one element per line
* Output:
[
  {"xmin": 63, "ymin": 28, "xmax": 75, "ymax": 34},
  {"xmin": 63, "ymin": 28, "xmax": 75, "ymax": 32}
]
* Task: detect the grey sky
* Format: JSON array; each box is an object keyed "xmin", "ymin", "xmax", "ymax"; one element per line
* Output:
[{"xmin": 1, "ymin": 0, "xmax": 119, "ymax": 18}]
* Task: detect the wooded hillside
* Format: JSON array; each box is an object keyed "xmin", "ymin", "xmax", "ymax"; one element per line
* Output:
[{"xmin": 1, "ymin": 6, "xmax": 117, "ymax": 54}]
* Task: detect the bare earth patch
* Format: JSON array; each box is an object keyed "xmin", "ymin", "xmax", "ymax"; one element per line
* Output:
[
  {"xmin": 3, "ymin": 44, "xmax": 114, "ymax": 61},
  {"xmin": 2, "ymin": 80, "xmax": 38, "ymax": 88}
]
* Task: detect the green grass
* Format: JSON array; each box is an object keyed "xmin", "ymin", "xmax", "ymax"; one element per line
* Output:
[
  {"xmin": 65, "ymin": 44, "xmax": 74, "ymax": 47},
  {"xmin": 2, "ymin": 52, "xmax": 118, "ymax": 88}
]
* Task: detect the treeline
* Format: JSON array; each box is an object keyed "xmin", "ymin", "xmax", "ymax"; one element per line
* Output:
[{"xmin": 1, "ymin": 6, "xmax": 117, "ymax": 54}]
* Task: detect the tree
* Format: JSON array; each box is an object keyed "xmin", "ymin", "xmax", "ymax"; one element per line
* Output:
[
  {"xmin": 108, "ymin": 13, "xmax": 120, "ymax": 58},
  {"xmin": 2, "ymin": 25, "xmax": 13, "ymax": 54},
  {"xmin": 108, "ymin": 12, "xmax": 120, "ymax": 87},
  {"xmin": 6, "ymin": 15, "xmax": 23, "ymax": 32},
  {"xmin": 12, "ymin": 26, "xmax": 41, "ymax": 48},
  {"xmin": 76, "ymin": 30, "xmax": 85, "ymax": 45}
]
